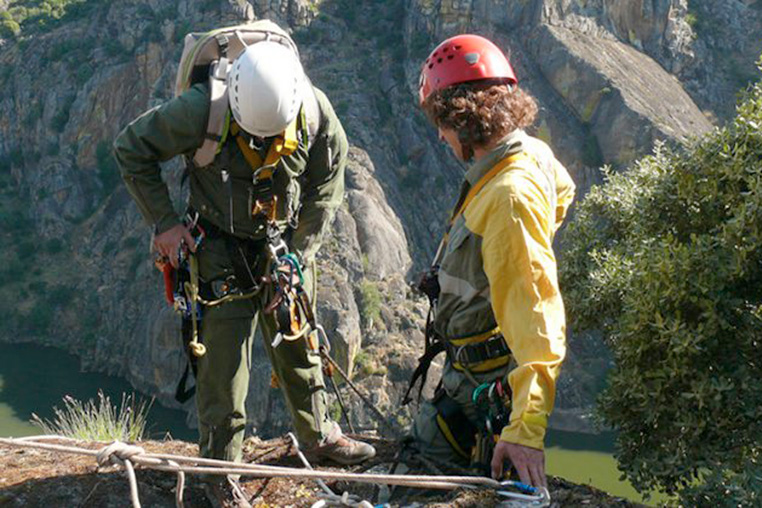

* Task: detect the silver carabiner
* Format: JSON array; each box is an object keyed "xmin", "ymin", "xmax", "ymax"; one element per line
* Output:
[{"xmin": 496, "ymin": 482, "xmax": 550, "ymax": 507}]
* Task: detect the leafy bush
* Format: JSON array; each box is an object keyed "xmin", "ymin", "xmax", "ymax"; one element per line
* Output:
[
  {"xmin": 46, "ymin": 284, "xmax": 70, "ymax": 306},
  {"xmin": 23, "ymin": 102, "xmax": 43, "ymax": 128},
  {"xmin": 0, "ymin": 17, "xmax": 20, "ymax": 37},
  {"xmin": 358, "ymin": 279, "xmax": 381, "ymax": 326},
  {"xmin": 31, "ymin": 391, "xmax": 153, "ymax": 442},
  {"xmin": 560, "ymin": 62, "xmax": 762, "ymax": 503},
  {"xmin": 44, "ymin": 237, "xmax": 63, "ymax": 254},
  {"xmin": 1, "ymin": 0, "xmax": 93, "ymax": 36},
  {"xmin": 16, "ymin": 239, "xmax": 36, "ymax": 259},
  {"xmin": 25, "ymin": 301, "xmax": 53, "ymax": 332}
]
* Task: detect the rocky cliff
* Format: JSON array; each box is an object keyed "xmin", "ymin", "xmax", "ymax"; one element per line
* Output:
[{"xmin": 0, "ymin": 0, "xmax": 759, "ymax": 436}]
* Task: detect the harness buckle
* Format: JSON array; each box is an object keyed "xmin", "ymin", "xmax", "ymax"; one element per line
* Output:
[{"xmin": 252, "ymin": 196, "xmax": 278, "ymax": 222}]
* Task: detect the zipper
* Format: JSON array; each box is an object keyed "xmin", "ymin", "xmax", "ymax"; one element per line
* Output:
[{"xmin": 221, "ymin": 169, "xmax": 235, "ymax": 234}]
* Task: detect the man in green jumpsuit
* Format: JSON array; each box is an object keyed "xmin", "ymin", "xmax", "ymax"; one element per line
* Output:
[{"xmin": 114, "ymin": 28, "xmax": 374, "ymax": 505}]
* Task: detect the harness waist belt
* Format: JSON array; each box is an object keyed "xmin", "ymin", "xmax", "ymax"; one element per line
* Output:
[{"xmin": 446, "ymin": 327, "xmax": 511, "ymax": 373}]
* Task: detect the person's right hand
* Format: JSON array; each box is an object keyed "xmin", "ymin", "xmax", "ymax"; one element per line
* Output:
[
  {"xmin": 491, "ymin": 440, "xmax": 547, "ymax": 488},
  {"xmin": 154, "ymin": 224, "xmax": 196, "ymax": 268}
]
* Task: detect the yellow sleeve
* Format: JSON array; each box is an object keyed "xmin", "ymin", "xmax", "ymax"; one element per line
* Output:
[
  {"xmin": 466, "ymin": 173, "xmax": 567, "ymax": 450},
  {"xmin": 553, "ymin": 159, "xmax": 576, "ymax": 232}
]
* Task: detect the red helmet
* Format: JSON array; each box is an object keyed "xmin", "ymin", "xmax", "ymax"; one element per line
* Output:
[{"xmin": 418, "ymin": 34, "xmax": 517, "ymax": 105}]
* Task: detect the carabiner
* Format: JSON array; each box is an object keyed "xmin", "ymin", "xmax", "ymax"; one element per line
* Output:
[{"xmin": 495, "ymin": 481, "xmax": 550, "ymax": 507}]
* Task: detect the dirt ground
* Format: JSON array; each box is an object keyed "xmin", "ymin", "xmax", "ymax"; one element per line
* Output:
[{"xmin": 0, "ymin": 435, "xmax": 647, "ymax": 507}]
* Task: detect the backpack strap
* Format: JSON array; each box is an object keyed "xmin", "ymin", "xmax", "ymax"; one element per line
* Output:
[
  {"xmin": 193, "ymin": 53, "xmax": 232, "ymax": 168},
  {"xmin": 301, "ymin": 80, "xmax": 321, "ymax": 151}
]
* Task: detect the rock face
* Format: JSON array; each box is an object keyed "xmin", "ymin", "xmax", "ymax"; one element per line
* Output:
[
  {"xmin": 406, "ymin": 0, "xmax": 712, "ymax": 167},
  {"xmin": 0, "ymin": 0, "xmax": 759, "ymax": 436},
  {"xmin": 529, "ymin": 24, "xmax": 710, "ymax": 165}
]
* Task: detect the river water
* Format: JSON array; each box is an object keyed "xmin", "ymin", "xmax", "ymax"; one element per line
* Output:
[{"xmin": 0, "ymin": 341, "xmax": 663, "ymax": 504}]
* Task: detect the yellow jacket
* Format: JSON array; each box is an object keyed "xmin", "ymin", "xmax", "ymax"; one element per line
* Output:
[{"xmin": 434, "ymin": 130, "xmax": 575, "ymax": 449}]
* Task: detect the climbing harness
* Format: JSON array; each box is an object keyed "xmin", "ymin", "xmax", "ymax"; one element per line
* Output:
[
  {"xmin": 432, "ymin": 390, "xmax": 477, "ymax": 460},
  {"xmin": 403, "ymin": 151, "xmax": 532, "ymax": 406}
]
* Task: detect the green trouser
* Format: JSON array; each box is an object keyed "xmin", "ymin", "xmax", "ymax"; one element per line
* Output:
[
  {"xmin": 194, "ymin": 234, "xmax": 333, "ymax": 462},
  {"xmin": 411, "ymin": 361, "xmax": 511, "ymax": 467}
]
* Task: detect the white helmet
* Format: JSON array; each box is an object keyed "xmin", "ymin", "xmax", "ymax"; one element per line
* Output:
[{"xmin": 228, "ymin": 41, "xmax": 306, "ymax": 137}]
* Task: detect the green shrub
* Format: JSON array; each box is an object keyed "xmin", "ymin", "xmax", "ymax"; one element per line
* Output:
[
  {"xmin": 0, "ymin": 18, "xmax": 20, "ymax": 37},
  {"xmin": 31, "ymin": 391, "xmax": 153, "ymax": 442},
  {"xmin": 24, "ymin": 102, "xmax": 43, "ymax": 128},
  {"xmin": 9, "ymin": 148, "xmax": 23, "ymax": 167},
  {"xmin": 45, "ymin": 142, "xmax": 59, "ymax": 156},
  {"xmin": 0, "ymin": 209, "xmax": 31, "ymax": 231},
  {"xmin": 2, "ymin": 0, "xmax": 93, "ymax": 36},
  {"xmin": 16, "ymin": 239, "xmax": 36, "ymax": 259},
  {"xmin": 581, "ymin": 131, "xmax": 603, "ymax": 167},
  {"xmin": 44, "ymin": 237, "xmax": 63, "ymax": 254},
  {"xmin": 26, "ymin": 301, "xmax": 53, "ymax": 332},
  {"xmin": 28, "ymin": 280, "xmax": 47, "ymax": 293},
  {"xmin": 560, "ymin": 61, "xmax": 762, "ymax": 503},
  {"xmin": 358, "ymin": 279, "xmax": 381, "ymax": 326},
  {"xmin": 75, "ymin": 62, "xmax": 93, "ymax": 84},
  {"xmin": 47, "ymin": 284, "xmax": 70, "ymax": 306},
  {"xmin": 50, "ymin": 101, "xmax": 71, "ymax": 132}
]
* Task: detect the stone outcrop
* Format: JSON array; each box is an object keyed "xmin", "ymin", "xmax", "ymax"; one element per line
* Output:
[{"xmin": 529, "ymin": 24, "xmax": 711, "ymax": 165}]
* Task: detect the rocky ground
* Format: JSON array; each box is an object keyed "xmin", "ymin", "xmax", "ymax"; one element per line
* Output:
[{"xmin": 0, "ymin": 435, "xmax": 646, "ymax": 507}]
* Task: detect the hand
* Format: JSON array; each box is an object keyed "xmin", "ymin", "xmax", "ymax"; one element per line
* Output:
[
  {"xmin": 491, "ymin": 440, "xmax": 547, "ymax": 488},
  {"xmin": 153, "ymin": 224, "xmax": 196, "ymax": 268}
]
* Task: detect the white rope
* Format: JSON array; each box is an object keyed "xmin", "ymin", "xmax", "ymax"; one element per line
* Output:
[
  {"xmin": 95, "ymin": 441, "xmax": 146, "ymax": 508},
  {"xmin": 0, "ymin": 435, "xmax": 506, "ymax": 505}
]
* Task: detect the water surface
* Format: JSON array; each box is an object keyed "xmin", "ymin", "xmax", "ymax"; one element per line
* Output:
[{"xmin": 0, "ymin": 342, "xmax": 193, "ymax": 441}]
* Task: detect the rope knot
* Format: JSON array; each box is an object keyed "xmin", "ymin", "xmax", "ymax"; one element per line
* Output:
[{"xmin": 96, "ymin": 441, "xmax": 145, "ymax": 468}]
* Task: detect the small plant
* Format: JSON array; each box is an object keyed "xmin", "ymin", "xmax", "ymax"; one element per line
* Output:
[
  {"xmin": 358, "ymin": 279, "xmax": 381, "ymax": 326},
  {"xmin": 31, "ymin": 391, "xmax": 154, "ymax": 442}
]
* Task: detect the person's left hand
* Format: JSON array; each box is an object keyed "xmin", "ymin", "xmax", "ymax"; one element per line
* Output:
[{"xmin": 491, "ymin": 440, "xmax": 547, "ymax": 488}]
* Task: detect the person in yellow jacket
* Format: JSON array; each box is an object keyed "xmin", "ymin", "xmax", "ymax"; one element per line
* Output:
[{"xmin": 408, "ymin": 34, "xmax": 575, "ymax": 488}]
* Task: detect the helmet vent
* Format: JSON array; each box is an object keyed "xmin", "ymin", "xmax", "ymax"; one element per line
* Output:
[{"xmin": 465, "ymin": 52, "xmax": 480, "ymax": 64}]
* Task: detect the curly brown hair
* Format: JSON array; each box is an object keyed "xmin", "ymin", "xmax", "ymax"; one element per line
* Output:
[{"xmin": 422, "ymin": 81, "xmax": 538, "ymax": 160}]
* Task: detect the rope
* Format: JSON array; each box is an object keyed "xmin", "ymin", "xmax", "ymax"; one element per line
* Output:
[
  {"xmin": 0, "ymin": 436, "xmax": 548, "ymax": 506},
  {"xmin": 0, "ymin": 436, "xmax": 499, "ymax": 489},
  {"xmin": 319, "ymin": 348, "xmax": 402, "ymax": 437},
  {"xmin": 95, "ymin": 441, "xmax": 145, "ymax": 508}
]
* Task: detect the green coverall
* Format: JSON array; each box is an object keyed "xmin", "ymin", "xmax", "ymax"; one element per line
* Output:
[{"xmin": 113, "ymin": 82, "xmax": 348, "ymax": 462}]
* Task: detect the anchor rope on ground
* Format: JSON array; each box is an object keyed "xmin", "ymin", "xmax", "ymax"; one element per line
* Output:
[{"xmin": 0, "ymin": 435, "xmax": 549, "ymax": 507}]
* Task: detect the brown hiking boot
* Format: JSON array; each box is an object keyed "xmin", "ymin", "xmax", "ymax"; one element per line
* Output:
[
  {"xmin": 307, "ymin": 423, "xmax": 377, "ymax": 466},
  {"xmin": 202, "ymin": 475, "xmax": 252, "ymax": 508}
]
